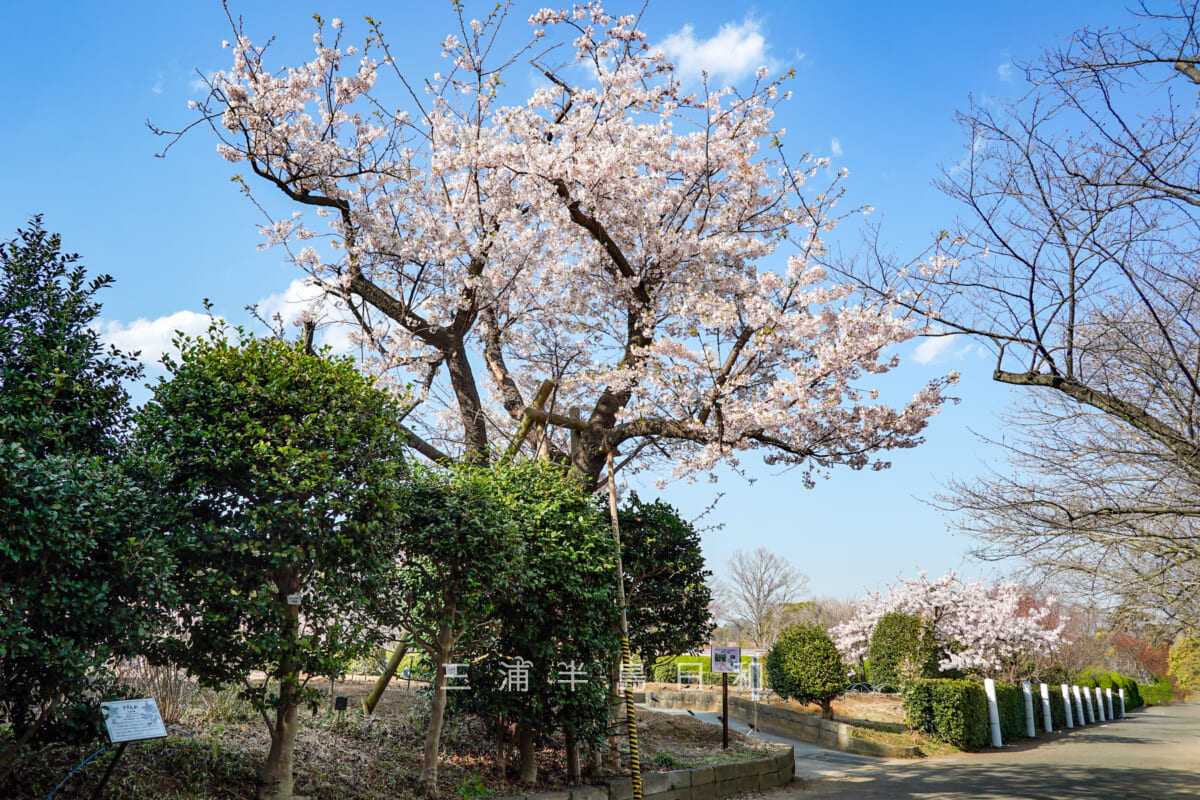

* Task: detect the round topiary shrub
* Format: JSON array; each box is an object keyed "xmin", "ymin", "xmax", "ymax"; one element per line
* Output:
[
  {"xmin": 766, "ymin": 623, "xmax": 848, "ymax": 719},
  {"xmin": 867, "ymin": 612, "xmax": 939, "ymax": 690}
]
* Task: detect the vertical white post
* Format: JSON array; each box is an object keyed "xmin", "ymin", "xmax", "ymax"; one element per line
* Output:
[
  {"xmin": 984, "ymin": 678, "xmax": 1003, "ymax": 747},
  {"xmin": 1040, "ymin": 683, "xmax": 1053, "ymax": 733},
  {"xmin": 1105, "ymin": 688, "xmax": 1115, "ymax": 719},
  {"xmin": 1061, "ymin": 684, "xmax": 1074, "ymax": 728},
  {"xmin": 1022, "ymin": 681, "xmax": 1037, "ymax": 737},
  {"xmin": 1118, "ymin": 688, "xmax": 1127, "ymax": 718},
  {"xmin": 1082, "ymin": 686, "xmax": 1095, "ymax": 723},
  {"xmin": 1073, "ymin": 685, "xmax": 1087, "ymax": 725},
  {"xmin": 1095, "ymin": 687, "xmax": 1106, "ymax": 721}
]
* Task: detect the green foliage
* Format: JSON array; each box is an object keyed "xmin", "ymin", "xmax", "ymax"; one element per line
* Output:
[
  {"xmin": 902, "ymin": 678, "xmax": 989, "ymax": 751},
  {"xmin": 450, "ymin": 459, "xmax": 618, "ymax": 748},
  {"xmin": 867, "ymin": 612, "xmax": 939, "ymax": 690},
  {"xmin": 1138, "ymin": 678, "xmax": 1174, "ymax": 705},
  {"xmin": 619, "ymin": 495, "xmax": 714, "ymax": 676},
  {"xmin": 1168, "ymin": 635, "xmax": 1200, "ymax": 695},
  {"xmin": 652, "ymin": 655, "xmax": 713, "ymax": 684},
  {"xmin": 992, "ymin": 682, "xmax": 1026, "ymax": 741},
  {"xmin": 1075, "ymin": 669, "xmax": 1142, "ymax": 709},
  {"xmin": 135, "ymin": 329, "xmax": 407, "ymax": 711},
  {"xmin": 765, "ymin": 623, "xmax": 847, "ymax": 718},
  {"xmin": 0, "ymin": 219, "xmax": 174, "ymax": 758}
]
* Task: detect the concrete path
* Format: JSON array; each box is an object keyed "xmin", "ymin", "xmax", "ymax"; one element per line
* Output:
[
  {"xmin": 643, "ymin": 706, "xmax": 910, "ymax": 782},
  {"xmin": 783, "ymin": 702, "xmax": 1200, "ymax": 799}
]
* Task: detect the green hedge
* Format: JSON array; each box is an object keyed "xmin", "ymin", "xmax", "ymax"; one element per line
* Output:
[
  {"xmin": 993, "ymin": 682, "xmax": 1030, "ymax": 741},
  {"xmin": 1139, "ymin": 678, "xmax": 1172, "ymax": 706},
  {"xmin": 903, "ymin": 678, "xmax": 990, "ymax": 751},
  {"xmin": 1047, "ymin": 685, "xmax": 1069, "ymax": 729},
  {"xmin": 651, "ymin": 655, "xmax": 710, "ymax": 683},
  {"xmin": 1075, "ymin": 669, "xmax": 1142, "ymax": 710}
]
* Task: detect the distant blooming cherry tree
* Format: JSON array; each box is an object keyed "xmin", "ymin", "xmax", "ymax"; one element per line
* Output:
[
  {"xmin": 161, "ymin": 3, "xmax": 955, "ymax": 486},
  {"xmin": 832, "ymin": 571, "xmax": 1065, "ymax": 677}
]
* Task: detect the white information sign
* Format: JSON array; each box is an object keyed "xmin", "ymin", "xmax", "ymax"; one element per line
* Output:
[
  {"xmin": 99, "ymin": 698, "xmax": 167, "ymax": 743},
  {"xmin": 286, "ymin": 593, "xmax": 302, "ymax": 606},
  {"xmin": 710, "ymin": 645, "xmax": 741, "ymax": 674}
]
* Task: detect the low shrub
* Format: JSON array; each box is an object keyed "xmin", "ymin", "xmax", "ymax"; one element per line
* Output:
[
  {"xmin": 652, "ymin": 655, "xmax": 711, "ymax": 684},
  {"xmin": 903, "ymin": 678, "xmax": 989, "ymax": 751},
  {"xmin": 766, "ymin": 624, "xmax": 848, "ymax": 719},
  {"xmin": 1139, "ymin": 678, "xmax": 1174, "ymax": 706},
  {"xmin": 993, "ymin": 682, "xmax": 1029, "ymax": 741},
  {"xmin": 1075, "ymin": 669, "xmax": 1142, "ymax": 710}
]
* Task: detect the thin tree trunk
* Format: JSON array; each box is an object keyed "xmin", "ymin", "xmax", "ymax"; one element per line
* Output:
[
  {"xmin": 418, "ymin": 629, "xmax": 454, "ymax": 796},
  {"xmin": 362, "ymin": 636, "xmax": 410, "ymax": 715},
  {"xmin": 517, "ymin": 721, "xmax": 537, "ymax": 784},
  {"xmin": 495, "ymin": 720, "xmax": 510, "ymax": 777},
  {"xmin": 566, "ymin": 728, "xmax": 580, "ymax": 785}
]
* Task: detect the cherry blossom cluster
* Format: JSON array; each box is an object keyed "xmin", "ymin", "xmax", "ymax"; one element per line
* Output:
[
  {"xmin": 831, "ymin": 571, "xmax": 1065, "ymax": 675},
  {"xmin": 182, "ymin": 4, "xmax": 958, "ymax": 482}
]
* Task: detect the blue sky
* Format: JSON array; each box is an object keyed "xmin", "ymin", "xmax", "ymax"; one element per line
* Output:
[{"xmin": 0, "ymin": 1, "xmax": 1135, "ymax": 599}]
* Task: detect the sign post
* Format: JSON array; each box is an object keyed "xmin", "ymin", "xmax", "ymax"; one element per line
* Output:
[
  {"xmin": 710, "ymin": 645, "xmax": 740, "ymax": 750},
  {"xmin": 95, "ymin": 698, "xmax": 167, "ymax": 799}
]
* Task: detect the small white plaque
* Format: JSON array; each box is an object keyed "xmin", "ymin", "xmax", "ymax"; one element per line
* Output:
[
  {"xmin": 445, "ymin": 664, "xmax": 459, "ymax": 678},
  {"xmin": 286, "ymin": 593, "xmax": 302, "ymax": 606},
  {"xmin": 710, "ymin": 645, "xmax": 741, "ymax": 674},
  {"xmin": 100, "ymin": 698, "xmax": 167, "ymax": 743}
]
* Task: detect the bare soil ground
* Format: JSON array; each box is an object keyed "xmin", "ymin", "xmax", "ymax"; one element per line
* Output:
[{"xmin": 5, "ymin": 676, "xmax": 778, "ymax": 800}]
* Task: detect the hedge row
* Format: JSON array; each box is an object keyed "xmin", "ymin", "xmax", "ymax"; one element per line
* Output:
[
  {"xmin": 903, "ymin": 679, "xmax": 990, "ymax": 750},
  {"xmin": 1075, "ymin": 669, "xmax": 1143, "ymax": 710},
  {"xmin": 1139, "ymin": 678, "xmax": 1172, "ymax": 705},
  {"xmin": 905, "ymin": 673, "xmax": 1142, "ymax": 751}
]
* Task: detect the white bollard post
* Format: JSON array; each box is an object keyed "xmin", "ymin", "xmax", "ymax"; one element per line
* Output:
[
  {"xmin": 1061, "ymin": 684, "xmax": 1074, "ymax": 728},
  {"xmin": 1105, "ymin": 687, "xmax": 1115, "ymax": 719},
  {"xmin": 984, "ymin": 678, "xmax": 1004, "ymax": 747},
  {"xmin": 1074, "ymin": 685, "xmax": 1090, "ymax": 724},
  {"xmin": 1022, "ymin": 681, "xmax": 1037, "ymax": 737},
  {"xmin": 1084, "ymin": 686, "xmax": 1096, "ymax": 723},
  {"xmin": 1118, "ymin": 688, "xmax": 1127, "ymax": 718},
  {"xmin": 1040, "ymin": 683, "xmax": 1053, "ymax": 733},
  {"xmin": 1095, "ymin": 687, "xmax": 1106, "ymax": 721}
]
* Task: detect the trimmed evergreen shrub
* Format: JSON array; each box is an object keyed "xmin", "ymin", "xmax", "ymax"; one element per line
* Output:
[
  {"xmin": 993, "ymin": 682, "xmax": 1029, "ymax": 740},
  {"xmin": 867, "ymin": 612, "xmax": 939, "ymax": 690},
  {"xmin": 1138, "ymin": 678, "xmax": 1172, "ymax": 706},
  {"xmin": 1075, "ymin": 669, "xmax": 1142, "ymax": 709},
  {"xmin": 903, "ymin": 678, "xmax": 989, "ymax": 751},
  {"xmin": 766, "ymin": 623, "xmax": 848, "ymax": 719}
]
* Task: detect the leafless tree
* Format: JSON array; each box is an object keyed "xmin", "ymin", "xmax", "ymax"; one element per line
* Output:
[
  {"xmin": 837, "ymin": 2, "xmax": 1200, "ymax": 625},
  {"xmin": 713, "ymin": 548, "xmax": 810, "ymax": 648}
]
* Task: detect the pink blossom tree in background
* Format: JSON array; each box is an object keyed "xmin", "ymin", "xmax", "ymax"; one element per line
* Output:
[
  {"xmin": 160, "ymin": 2, "xmax": 956, "ymax": 488},
  {"xmin": 832, "ymin": 570, "xmax": 1065, "ymax": 680}
]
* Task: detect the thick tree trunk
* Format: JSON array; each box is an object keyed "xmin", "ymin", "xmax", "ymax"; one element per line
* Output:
[
  {"xmin": 259, "ymin": 700, "xmax": 301, "ymax": 800},
  {"xmin": 418, "ymin": 630, "xmax": 454, "ymax": 796},
  {"xmin": 517, "ymin": 721, "xmax": 537, "ymax": 784}
]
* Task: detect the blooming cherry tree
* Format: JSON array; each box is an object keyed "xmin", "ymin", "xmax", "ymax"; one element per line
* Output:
[
  {"xmin": 164, "ymin": 3, "xmax": 956, "ymax": 486},
  {"xmin": 832, "ymin": 571, "xmax": 1065, "ymax": 677}
]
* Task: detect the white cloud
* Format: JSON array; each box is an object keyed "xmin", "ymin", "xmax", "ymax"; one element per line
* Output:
[
  {"xmin": 99, "ymin": 310, "xmax": 216, "ymax": 367},
  {"xmin": 189, "ymin": 70, "xmax": 216, "ymax": 95},
  {"xmin": 830, "ymin": 137, "xmax": 843, "ymax": 158},
  {"xmin": 656, "ymin": 17, "xmax": 774, "ymax": 85},
  {"xmin": 913, "ymin": 334, "xmax": 963, "ymax": 365},
  {"xmin": 997, "ymin": 61, "xmax": 1013, "ymax": 82},
  {"xmin": 151, "ymin": 72, "xmax": 165, "ymax": 95}
]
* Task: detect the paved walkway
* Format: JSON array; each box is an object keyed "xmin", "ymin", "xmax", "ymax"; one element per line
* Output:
[
  {"xmin": 648, "ymin": 701, "xmax": 1200, "ymax": 798},
  {"xmin": 644, "ymin": 705, "xmax": 908, "ymax": 782}
]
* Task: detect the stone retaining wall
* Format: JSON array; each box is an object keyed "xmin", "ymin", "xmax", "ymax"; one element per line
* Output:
[
  {"xmin": 495, "ymin": 746, "xmax": 794, "ymax": 800},
  {"xmin": 642, "ymin": 691, "xmax": 919, "ymax": 759}
]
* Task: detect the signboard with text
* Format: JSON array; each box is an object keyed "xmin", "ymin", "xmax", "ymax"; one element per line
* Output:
[
  {"xmin": 99, "ymin": 698, "xmax": 167, "ymax": 743},
  {"xmin": 710, "ymin": 645, "xmax": 741, "ymax": 674}
]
